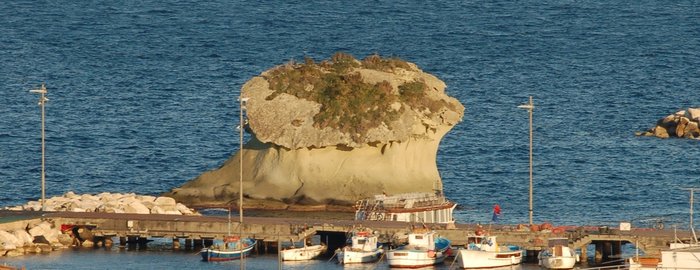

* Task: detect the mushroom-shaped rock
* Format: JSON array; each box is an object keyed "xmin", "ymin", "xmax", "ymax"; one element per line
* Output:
[{"xmin": 165, "ymin": 53, "xmax": 465, "ymax": 209}]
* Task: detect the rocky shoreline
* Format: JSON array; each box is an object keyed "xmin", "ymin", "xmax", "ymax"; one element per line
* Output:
[
  {"xmin": 636, "ymin": 108, "xmax": 700, "ymax": 139},
  {"xmin": 0, "ymin": 192, "xmax": 198, "ymax": 258}
]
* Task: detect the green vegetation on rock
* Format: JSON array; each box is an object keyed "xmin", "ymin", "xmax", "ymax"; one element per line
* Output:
[{"xmin": 263, "ymin": 52, "xmax": 441, "ymax": 139}]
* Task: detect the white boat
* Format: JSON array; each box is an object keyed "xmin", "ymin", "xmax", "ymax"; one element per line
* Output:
[
  {"xmin": 355, "ymin": 192, "xmax": 457, "ymax": 224},
  {"xmin": 336, "ymin": 231, "xmax": 384, "ymax": 264},
  {"xmin": 456, "ymin": 235, "xmax": 523, "ymax": 268},
  {"xmin": 538, "ymin": 238, "xmax": 578, "ymax": 269},
  {"xmin": 386, "ymin": 229, "xmax": 452, "ymax": 268},
  {"xmin": 281, "ymin": 242, "xmax": 327, "ymax": 261}
]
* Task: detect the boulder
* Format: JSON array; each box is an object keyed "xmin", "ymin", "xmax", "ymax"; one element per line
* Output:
[
  {"xmin": 57, "ymin": 233, "xmax": 73, "ymax": 246},
  {"xmin": 82, "ymin": 240, "xmax": 94, "ymax": 248},
  {"xmin": 12, "ymin": 230, "xmax": 33, "ymax": 247},
  {"xmin": 176, "ymin": 203, "xmax": 194, "ymax": 215},
  {"xmin": 4, "ymin": 249, "xmax": 23, "ymax": 257},
  {"xmin": 676, "ymin": 117, "xmax": 689, "ymax": 137},
  {"xmin": 28, "ymin": 222, "xmax": 52, "ymax": 238},
  {"xmin": 154, "ymin": 196, "xmax": 177, "ymax": 206},
  {"xmin": 124, "ymin": 201, "xmax": 150, "ymax": 214},
  {"xmin": 688, "ymin": 108, "xmax": 700, "ymax": 121},
  {"xmin": 685, "ymin": 121, "xmax": 700, "ymax": 138},
  {"xmin": 0, "ymin": 231, "xmax": 20, "ymax": 250},
  {"xmin": 653, "ymin": 126, "xmax": 670, "ymax": 139},
  {"xmin": 64, "ymin": 191, "xmax": 80, "ymax": 199}
]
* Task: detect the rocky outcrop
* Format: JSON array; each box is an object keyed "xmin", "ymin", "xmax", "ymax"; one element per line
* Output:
[
  {"xmin": 3, "ymin": 192, "xmax": 198, "ymax": 216},
  {"xmin": 165, "ymin": 53, "xmax": 465, "ymax": 210},
  {"xmin": 636, "ymin": 108, "xmax": 700, "ymax": 139},
  {"xmin": 0, "ymin": 220, "xmax": 68, "ymax": 257}
]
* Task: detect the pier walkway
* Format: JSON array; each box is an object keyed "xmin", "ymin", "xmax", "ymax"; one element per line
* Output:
[{"xmin": 0, "ymin": 210, "xmax": 693, "ymax": 258}]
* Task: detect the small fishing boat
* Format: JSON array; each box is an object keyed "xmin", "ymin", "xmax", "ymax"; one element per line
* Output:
[
  {"xmin": 538, "ymin": 238, "xmax": 578, "ymax": 269},
  {"xmin": 456, "ymin": 235, "xmax": 523, "ymax": 268},
  {"xmin": 386, "ymin": 229, "xmax": 452, "ymax": 268},
  {"xmin": 200, "ymin": 236, "xmax": 257, "ymax": 262},
  {"xmin": 336, "ymin": 230, "xmax": 384, "ymax": 264},
  {"xmin": 281, "ymin": 241, "xmax": 327, "ymax": 261}
]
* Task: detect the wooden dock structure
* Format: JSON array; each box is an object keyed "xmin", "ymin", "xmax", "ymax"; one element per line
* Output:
[{"xmin": 0, "ymin": 210, "xmax": 693, "ymax": 260}]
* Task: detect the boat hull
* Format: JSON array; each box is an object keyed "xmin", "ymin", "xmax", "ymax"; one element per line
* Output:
[
  {"xmin": 457, "ymin": 249, "xmax": 523, "ymax": 268},
  {"xmin": 387, "ymin": 249, "xmax": 446, "ymax": 268},
  {"xmin": 538, "ymin": 245, "xmax": 578, "ymax": 269},
  {"xmin": 281, "ymin": 245, "xmax": 326, "ymax": 261},
  {"xmin": 337, "ymin": 249, "xmax": 383, "ymax": 264},
  {"xmin": 200, "ymin": 239, "xmax": 256, "ymax": 262},
  {"xmin": 539, "ymin": 257, "xmax": 577, "ymax": 269}
]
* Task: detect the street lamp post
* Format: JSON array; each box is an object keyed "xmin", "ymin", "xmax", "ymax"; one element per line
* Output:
[
  {"xmin": 238, "ymin": 96, "xmax": 249, "ymax": 270},
  {"xmin": 30, "ymin": 83, "xmax": 49, "ymax": 212},
  {"xmin": 518, "ymin": 96, "xmax": 534, "ymax": 225}
]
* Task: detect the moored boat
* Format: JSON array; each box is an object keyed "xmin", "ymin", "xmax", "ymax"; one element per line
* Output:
[
  {"xmin": 456, "ymin": 235, "xmax": 523, "ymax": 268},
  {"xmin": 336, "ymin": 230, "xmax": 384, "ymax": 264},
  {"xmin": 355, "ymin": 192, "xmax": 457, "ymax": 224},
  {"xmin": 200, "ymin": 237, "xmax": 256, "ymax": 262},
  {"xmin": 538, "ymin": 238, "xmax": 578, "ymax": 269},
  {"xmin": 281, "ymin": 243, "xmax": 327, "ymax": 261},
  {"xmin": 386, "ymin": 229, "xmax": 452, "ymax": 268}
]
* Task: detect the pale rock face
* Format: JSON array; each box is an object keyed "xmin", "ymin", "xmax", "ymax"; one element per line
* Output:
[
  {"xmin": 0, "ymin": 231, "xmax": 20, "ymax": 250},
  {"xmin": 28, "ymin": 222, "xmax": 52, "ymax": 238},
  {"xmin": 154, "ymin": 196, "xmax": 177, "ymax": 206},
  {"xmin": 13, "ymin": 230, "xmax": 34, "ymax": 247},
  {"xmin": 124, "ymin": 201, "xmax": 150, "ymax": 214},
  {"xmin": 5, "ymin": 192, "xmax": 199, "ymax": 216},
  {"xmin": 166, "ymin": 59, "xmax": 464, "ymax": 208},
  {"xmin": 688, "ymin": 108, "xmax": 700, "ymax": 121}
]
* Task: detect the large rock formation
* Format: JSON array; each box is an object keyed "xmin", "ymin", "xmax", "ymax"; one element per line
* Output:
[
  {"xmin": 636, "ymin": 108, "xmax": 700, "ymax": 139},
  {"xmin": 165, "ymin": 53, "xmax": 465, "ymax": 210}
]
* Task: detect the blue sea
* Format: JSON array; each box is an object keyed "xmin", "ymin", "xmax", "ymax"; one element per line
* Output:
[{"xmin": 1, "ymin": 0, "xmax": 699, "ymax": 268}]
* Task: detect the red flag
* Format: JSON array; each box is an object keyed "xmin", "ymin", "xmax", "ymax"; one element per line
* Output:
[{"xmin": 492, "ymin": 204, "xmax": 501, "ymax": 222}]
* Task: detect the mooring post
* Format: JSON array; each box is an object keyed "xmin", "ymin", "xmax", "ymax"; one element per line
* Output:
[
  {"xmin": 119, "ymin": 236, "xmax": 126, "ymax": 248},
  {"xmin": 138, "ymin": 237, "xmax": 148, "ymax": 250},
  {"xmin": 185, "ymin": 238, "xmax": 192, "ymax": 250},
  {"xmin": 172, "ymin": 237, "xmax": 180, "ymax": 249},
  {"xmin": 127, "ymin": 236, "xmax": 138, "ymax": 250},
  {"xmin": 594, "ymin": 242, "xmax": 603, "ymax": 262},
  {"xmin": 603, "ymin": 241, "xmax": 612, "ymax": 260},
  {"xmin": 612, "ymin": 241, "xmax": 621, "ymax": 258},
  {"xmin": 203, "ymin": 239, "xmax": 213, "ymax": 248}
]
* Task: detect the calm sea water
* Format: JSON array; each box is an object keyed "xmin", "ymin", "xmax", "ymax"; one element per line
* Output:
[{"xmin": 1, "ymin": 0, "xmax": 699, "ymax": 268}]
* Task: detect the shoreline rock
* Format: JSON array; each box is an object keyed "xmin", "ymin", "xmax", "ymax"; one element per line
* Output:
[
  {"xmin": 3, "ymin": 192, "xmax": 200, "ymax": 216},
  {"xmin": 0, "ymin": 220, "xmax": 66, "ymax": 258},
  {"xmin": 1, "ymin": 192, "xmax": 201, "ymax": 258},
  {"xmin": 636, "ymin": 108, "xmax": 700, "ymax": 139}
]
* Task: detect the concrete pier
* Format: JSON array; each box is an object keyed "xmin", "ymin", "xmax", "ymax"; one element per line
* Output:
[{"xmin": 0, "ymin": 210, "xmax": 693, "ymax": 260}]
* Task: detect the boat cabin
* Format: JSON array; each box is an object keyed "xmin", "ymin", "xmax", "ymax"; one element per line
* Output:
[
  {"xmin": 407, "ymin": 230, "xmax": 437, "ymax": 250},
  {"xmin": 351, "ymin": 232, "xmax": 378, "ymax": 252},
  {"xmin": 466, "ymin": 235, "xmax": 500, "ymax": 252}
]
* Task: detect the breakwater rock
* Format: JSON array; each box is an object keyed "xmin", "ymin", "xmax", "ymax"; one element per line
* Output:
[
  {"xmin": 165, "ymin": 53, "xmax": 465, "ymax": 210},
  {"xmin": 3, "ymin": 192, "xmax": 199, "ymax": 216},
  {"xmin": 636, "ymin": 108, "xmax": 700, "ymax": 139},
  {"xmin": 0, "ymin": 220, "xmax": 71, "ymax": 257}
]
